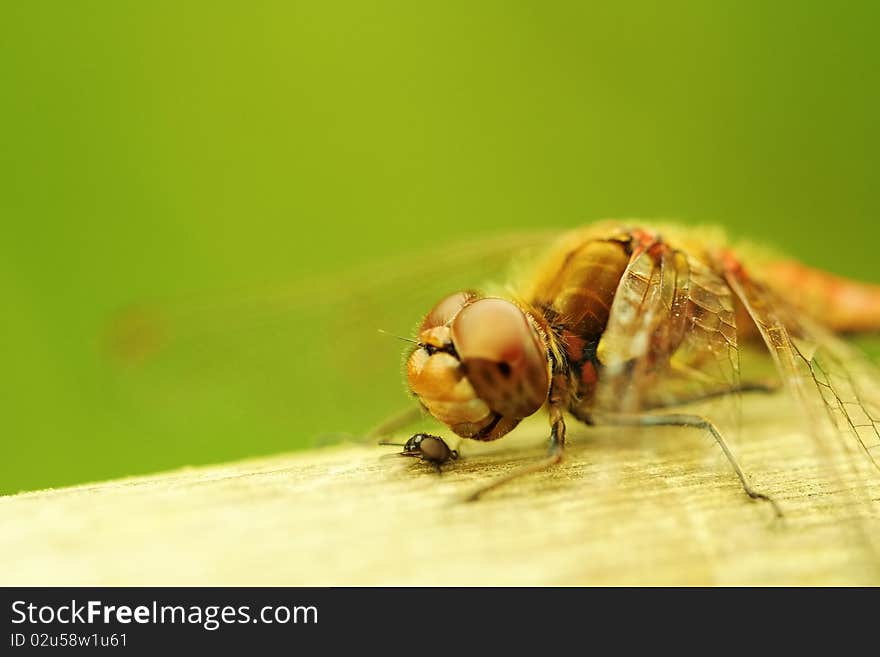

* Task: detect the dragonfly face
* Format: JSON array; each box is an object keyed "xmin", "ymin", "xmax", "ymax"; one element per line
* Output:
[{"xmin": 406, "ymin": 292, "xmax": 552, "ymax": 441}]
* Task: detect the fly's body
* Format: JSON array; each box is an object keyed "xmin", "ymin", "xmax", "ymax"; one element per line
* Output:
[{"xmin": 403, "ymin": 223, "xmax": 880, "ymax": 506}]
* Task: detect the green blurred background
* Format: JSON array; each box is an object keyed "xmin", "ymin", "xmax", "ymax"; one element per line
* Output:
[{"xmin": 2, "ymin": 1, "xmax": 878, "ymax": 495}]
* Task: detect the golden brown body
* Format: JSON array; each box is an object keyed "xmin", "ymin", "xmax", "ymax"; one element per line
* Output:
[
  {"xmin": 525, "ymin": 237, "xmax": 630, "ymax": 397},
  {"xmin": 405, "ymin": 222, "xmax": 880, "ymax": 504}
]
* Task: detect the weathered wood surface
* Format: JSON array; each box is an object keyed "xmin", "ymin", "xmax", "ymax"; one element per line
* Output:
[{"xmin": 2, "ymin": 393, "xmax": 879, "ymax": 586}]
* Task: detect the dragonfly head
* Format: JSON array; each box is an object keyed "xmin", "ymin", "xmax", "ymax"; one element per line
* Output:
[{"xmin": 406, "ymin": 292, "xmax": 551, "ymax": 441}]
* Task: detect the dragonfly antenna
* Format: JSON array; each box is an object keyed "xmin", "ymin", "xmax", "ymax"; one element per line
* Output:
[{"xmin": 377, "ymin": 329, "xmax": 419, "ymax": 345}]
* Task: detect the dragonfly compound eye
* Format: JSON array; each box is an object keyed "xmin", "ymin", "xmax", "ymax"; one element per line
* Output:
[
  {"xmin": 419, "ymin": 291, "xmax": 477, "ymax": 333},
  {"xmin": 451, "ymin": 298, "xmax": 551, "ymax": 421}
]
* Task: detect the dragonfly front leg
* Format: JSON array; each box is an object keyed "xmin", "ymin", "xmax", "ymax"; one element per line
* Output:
[
  {"xmin": 465, "ymin": 377, "xmax": 569, "ymax": 501},
  {"xmin": 590, "ymin": 411, "xmax": 783, "ymax": 518}
]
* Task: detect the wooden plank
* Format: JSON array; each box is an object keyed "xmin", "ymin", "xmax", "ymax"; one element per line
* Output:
[{"xmin": 1, "ymin": 393, "xmax": 879, "ymax": 585}]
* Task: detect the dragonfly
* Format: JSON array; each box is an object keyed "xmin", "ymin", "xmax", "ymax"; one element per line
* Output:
[
  {"xmin": 108, "ymin": 222, "xmax": 880, "ymax": 515},
  {"xmin": 375, "ymin": 223, "xmax": 880, "ymax": 513}
]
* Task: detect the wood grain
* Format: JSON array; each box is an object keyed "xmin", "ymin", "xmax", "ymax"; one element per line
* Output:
[{"xmin": 2, "ymin": 393, "xmax": 879, "ymax": 585}]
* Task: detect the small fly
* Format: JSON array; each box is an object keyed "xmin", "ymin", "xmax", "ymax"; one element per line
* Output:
[{"xmin": 379, "ymin": 433, "xmax": 458, "ymax": 472}]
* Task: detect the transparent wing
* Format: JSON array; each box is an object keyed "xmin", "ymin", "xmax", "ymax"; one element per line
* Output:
[
  {"xmin": 592, "ymin": 240, "xmax": 667, "ymax": 412},
  {"xmin": 726, "ymin": 268, "xmax": 880, "ymax": 477},
  {"xmin": 594, "ymin": 240, "xmax": 742, "ymax": 415},
  {"xmin": 805, "ymin": 330, "xmax": 880, "ymax": 468},
  {"xmin": 103, "ymin": 230, "xmax": 559, "ymax": 454},
  {"xmin": 652, "ymin": 253, "xmax": 743, "ymax": 408}
]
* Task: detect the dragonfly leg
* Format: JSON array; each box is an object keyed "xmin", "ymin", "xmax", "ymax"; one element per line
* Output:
[
  {"xmin": 641, "ymin": 381, "xmax": 780, "ymax": 411},
  {"xmin": 465, "ymin": 378, "xmax": 568, "ymax": 501},
  {"xmin": 592, "ymin": 412, "xmax": 783, "ymax": 518}
]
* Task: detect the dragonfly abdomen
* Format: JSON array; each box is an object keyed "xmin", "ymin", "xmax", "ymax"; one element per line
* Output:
[{"xmin": 762, "ymin": 260, "xmax": 880, "ymax": 333}]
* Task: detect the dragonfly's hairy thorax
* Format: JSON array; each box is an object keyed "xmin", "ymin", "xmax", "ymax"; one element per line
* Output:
[
  {"xmin": 524, "ymin": 226, "xmax": 734, "ymax": 414},
  {"xmin": 526, "ymin": 235, "xmax": 633, "ymax": 406}
]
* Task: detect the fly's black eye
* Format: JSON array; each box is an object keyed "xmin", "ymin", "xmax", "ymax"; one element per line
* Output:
[
  {"xmin": 391, "ymin": 433, "xmax": 454, "ymax": 467},
  {"xmin": 423, "ymin": 344, "xmax": 438, "ymax": 356}
]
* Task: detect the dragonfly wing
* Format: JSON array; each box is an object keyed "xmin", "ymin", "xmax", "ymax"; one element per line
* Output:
[
  {"xmin": 725, "ymin": 266, "xmax": 880, "ymax": 474},
  {"xmin": 650, "ymin": 253, "xmax": 743, "ymax": 409},
  {"xmin": 593, "ymin": 240, "xmax": 667, "ymax": 412},
  {"xmin": 594, "ymin": 238, "xmax": 743, "ymax": 416},
  {"xmin": 104, "ymin": 230, "xmax": 560, "ymax": 449}
]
